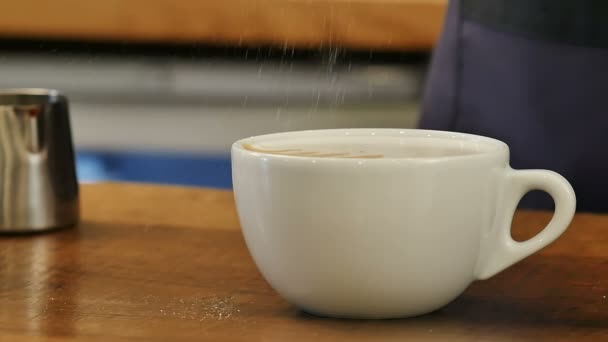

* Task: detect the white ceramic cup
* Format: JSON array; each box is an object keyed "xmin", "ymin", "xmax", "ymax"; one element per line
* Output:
[{"xmin": 231, "ymin": 129, "xmax": 576, "ymax": 319}]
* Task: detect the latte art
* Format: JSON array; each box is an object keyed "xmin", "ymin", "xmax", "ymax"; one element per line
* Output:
[{"xmin": 242, "ymin": 143, "xmax": 384, "ymax": 159}]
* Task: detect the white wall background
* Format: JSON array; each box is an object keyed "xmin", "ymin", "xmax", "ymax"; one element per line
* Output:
[{"xmin": 0, "ymin": 53, "xmax": 423, "ymax": 155}]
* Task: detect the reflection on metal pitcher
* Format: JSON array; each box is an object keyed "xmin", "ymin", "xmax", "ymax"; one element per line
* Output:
[{"xmin": 0, "ymin": 88, "xmax": 79, "ymax": 232}]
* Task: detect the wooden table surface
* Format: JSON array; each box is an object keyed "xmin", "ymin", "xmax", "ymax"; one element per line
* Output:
[
  {"xmin": 0, "ymin": 0, "xmax": 446, "ymax": 50},
  {"xmin": 0, "ymin": 183, "xmax": 606, "ymax": 341}
]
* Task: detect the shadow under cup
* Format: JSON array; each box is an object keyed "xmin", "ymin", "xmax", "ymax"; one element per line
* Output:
[{"xmin": 231, "ymin": 129, "xmax": 575, "ymax": 319}]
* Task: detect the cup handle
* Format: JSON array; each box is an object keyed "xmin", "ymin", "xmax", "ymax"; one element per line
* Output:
[{"xmin": 475, "ymin": 169, "xmax": 576, "ymax": 280}]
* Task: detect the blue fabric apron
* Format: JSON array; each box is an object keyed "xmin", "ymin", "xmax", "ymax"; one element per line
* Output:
[{"xmin": 420, "ymin": 0, "xmax": 608, "ymax": 212}]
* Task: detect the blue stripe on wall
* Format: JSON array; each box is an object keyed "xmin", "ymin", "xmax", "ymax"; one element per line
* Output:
[{"xmin": 76, "ymin": 151, "xmax": 232, "ymax": 189}]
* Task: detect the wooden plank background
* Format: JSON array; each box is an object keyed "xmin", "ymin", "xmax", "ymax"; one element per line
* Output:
[{"xmin": 0, "ymin": 0, "xmax": 447, "ymax": 50}]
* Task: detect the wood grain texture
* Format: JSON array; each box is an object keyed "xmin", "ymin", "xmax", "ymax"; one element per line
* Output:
[
  {"xmin": 0, "ymin": 0, "xmax": 446, "ymax": 50},
  {"xmin": 0, "ymin": 182, "xmax": 606, "ymax": 341}
]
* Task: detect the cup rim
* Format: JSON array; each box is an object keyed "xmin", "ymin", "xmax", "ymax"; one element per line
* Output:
[{"xmin": 232, "ymin": 128, "xmax": 509, "ymax": 163}]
